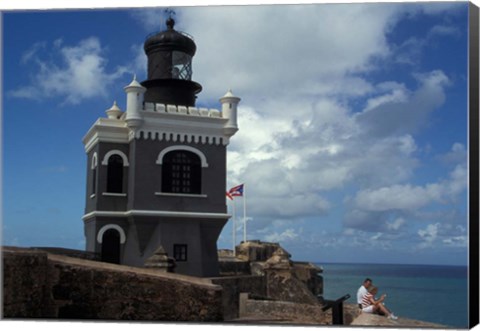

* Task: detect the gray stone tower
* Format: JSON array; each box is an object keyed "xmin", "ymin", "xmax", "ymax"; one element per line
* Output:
[{"xmin": 82, "ymin": 18, "xmax": 240, "ymax": 277}]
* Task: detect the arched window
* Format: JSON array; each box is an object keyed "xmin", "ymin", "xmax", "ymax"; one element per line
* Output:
[
  {"xmin": 91, "ymin": 153, "xmax": 98, "ymax": 195},
  {"xmin": 162, "ymin": 150, "xmax": 201, "ymax": 194},
  {"xmin": 107, "ymin": 154, "xmax": 123, "ymax": 193}
]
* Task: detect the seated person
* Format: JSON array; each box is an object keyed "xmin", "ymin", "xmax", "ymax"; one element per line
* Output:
[
  {"xmin": 361, "ymin": 286, "xmax": 398, "ymax": 320},
  {"xmin": 357, "ymin": 278, "xmax": 372, "ymax": 309}
]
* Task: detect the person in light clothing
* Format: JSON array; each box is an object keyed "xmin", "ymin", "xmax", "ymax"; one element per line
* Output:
[
  {"xmin": 357, "ymin": 278, "xmax": 372, "ymax": 308},
  {"xmin": 361, "ymin": 286, "xmax": 398, "ymax": 320}
]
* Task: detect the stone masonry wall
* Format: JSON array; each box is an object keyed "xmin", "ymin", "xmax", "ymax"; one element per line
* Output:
[
  {"xmin": 264, "ymin": 268, "xmax": 319, "ymax": 305},
  {"xmin": 292, "ymin": 262, "xmax": 323, "ymax": 298},
  {"xmin": 240, "ymin": 295, "xmax": 332, "ymax": 324},
  {"xmin": 2, "ymin": 249, "xmax": 53, "ymax": 318},
  {"xmin": 2, "ymin": 247, "xmax": 223, "ymax": 321},
  {"xmin": 239, "ymin": 294, "xmax": 361, "ymax": 325},
  {"xmin": 210, "ymin": 275, "xmax": 265, "ymax": 320}
]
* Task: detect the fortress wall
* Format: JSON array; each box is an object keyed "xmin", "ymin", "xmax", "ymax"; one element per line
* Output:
[
  {"xmin": 2, "ymin": 249, "xmax": 53, "ymax": 318},
  {"xmin": 2, "ymin": 247, "xmax": 223, "ymax": 321},
  {"xmin": 210, "ymin": 275, "xmax": 265, "ymax": 320},
  {"xmin": 292, "ymin": 262, "xmax": 323, "ymax": 297},
  {"xmin": 239, "ymin": 294, "xmax": 332, "ymax": 324}
]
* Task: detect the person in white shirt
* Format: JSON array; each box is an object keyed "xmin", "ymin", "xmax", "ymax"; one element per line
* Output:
[
  {"xmin": 361, "ymin": 286, "xmax": 398, "ymax": 320},
  {"xmin": 357, "ymin": 278, "xmax": 372, "ymax": 308}
]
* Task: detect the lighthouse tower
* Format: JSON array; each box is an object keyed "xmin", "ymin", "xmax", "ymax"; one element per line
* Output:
[{"xmin": 82, "ymin": 17, "xmax": 240, "ymax": 277}]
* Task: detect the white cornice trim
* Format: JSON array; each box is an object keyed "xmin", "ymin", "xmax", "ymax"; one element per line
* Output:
[
  {"xmin": 102, "ymin": 192, "xmax": 127, "ymax": 197},
  {"xmin": 138, "ymin": 110, "xmax": 233, "ymax": 145},
  {"xmin": 83, "ymin": 119, "xmax": 130, "ymax": 153},
  {"xmin": 154, "ymin": 192, "xmax": 208, "ymax": 198},
  {"xmin": 82, "ymin": 210, "xmax": 230, "ymax": 221},
  {"xmin": 141, "ymin": 109, "xmax": 228, "ymax": 129},
  {"xmin": 83, "ymin": 104, "xmax": 239, "ymax": 152}
]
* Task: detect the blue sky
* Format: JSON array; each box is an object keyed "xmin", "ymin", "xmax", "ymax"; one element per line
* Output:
[{"xmin": 1, "ymin": 1, "xmax": 472, "ymax": 265}]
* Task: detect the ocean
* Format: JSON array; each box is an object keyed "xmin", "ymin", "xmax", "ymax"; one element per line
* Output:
[{"xmin": 316, "ymin": 263, "xmax": 469, "ymax": 328}]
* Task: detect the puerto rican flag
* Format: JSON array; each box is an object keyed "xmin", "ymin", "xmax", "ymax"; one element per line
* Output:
[{"xmin": 226, "ymin": 184, "xmax": 244, "ymax": 200}]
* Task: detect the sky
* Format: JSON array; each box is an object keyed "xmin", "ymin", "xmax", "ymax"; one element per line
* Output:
[{"xmin": 1, "ymin": 1, "xmax": 474, "ymax": 266}]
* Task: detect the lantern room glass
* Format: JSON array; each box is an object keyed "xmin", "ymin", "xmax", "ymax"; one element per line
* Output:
[
  {"xmin": 172, "ymin": 51, "xmax": 192, "ymax": 80},
  {"xmin": 148, "ymin": 51, "xmax": 192, "ymax": 81}
]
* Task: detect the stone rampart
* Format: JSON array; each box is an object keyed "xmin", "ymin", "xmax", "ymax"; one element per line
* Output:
[
  {"xmin": 2, "ymin": 247, "xmax": 223, "ymax": 321},
  {"xmin": 31, "ymin": 247, "xmax": 99, "ymax": 260},
  {"xmin": 239, "ymin": 293, "xmax": 332, "ymax": 324},
  {"xmin": 210, "ymin": 275, "xmax": 265, "ymax": 320},
  {"xmin": 292, "ymin": 261, "xmax": 323, "ymax": 298},
  {"xmin": 217, "ymin": 259, "xmax": 251, "ymax": 276},
  {"xmin": 2, "ymin": 249, "xmax": 52, "ymax": 318},
  {"xmin": 238, "ymin": 294, "xmax": 361, "ymax": 325},
  {"xmin": 235, "ymin": 240, "xmax": 282, "ymax": 262}
]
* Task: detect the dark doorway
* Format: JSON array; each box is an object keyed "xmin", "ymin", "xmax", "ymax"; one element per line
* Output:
[{"xmin": 101, "ymin": 229, "xmax": 121, "ymax": 264}]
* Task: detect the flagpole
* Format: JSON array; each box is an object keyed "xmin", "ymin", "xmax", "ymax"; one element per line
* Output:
[
  {"xmin": 232, "ymin": 198, "xmax": 236, "ymax": 256},
  {"xmin": 243, "ymin": 183, "xmax": 247, "ymax": 243}
]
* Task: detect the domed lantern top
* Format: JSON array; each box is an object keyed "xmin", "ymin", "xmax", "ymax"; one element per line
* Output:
[
  {"xmin": 143, "ymin": 17, "xmax": 197, "ymax": 81},
  {"xmin": 141, "ymin": 17, "xmax": 202, "ymax": 107}
]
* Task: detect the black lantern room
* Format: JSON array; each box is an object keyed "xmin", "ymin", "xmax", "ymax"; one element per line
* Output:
[{"xmin": 142, "ymin": 17, "xmax": 202, "ymax": 107}]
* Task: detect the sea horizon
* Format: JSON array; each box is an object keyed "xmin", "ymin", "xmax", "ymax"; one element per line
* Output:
[
  {"xmin": 314, "ymin": 261, "xmax": 468, "ymax": 268},
  {"xmin": 317, "ymin": 262, "xmax": 469, "ymax": 328}
]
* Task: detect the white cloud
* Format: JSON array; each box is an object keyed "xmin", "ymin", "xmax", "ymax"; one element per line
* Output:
[
  {"xmin": 386, "ymin": 217, "xmax": 406, "ymax": 231},
  {"xmin": 10, "ymin": 37, "xmax": 129, "ymax": 105},
  {"xmin": 223, "ymin": 67, "xmax": 453, "ymax": 229},
  {"xmin": 439, "ymin": 143, "xmax": 467, "ymax": 165},
  {"xmin": 442, "ymin": 236, "xmax": 467, "ymax": 247},
  {"xmin": 417, "ymin": 222, "xmax": 467, "ymax": 249},
  {"xmin": 365, "ymin": 81, "xmax": 412, "ymax": 110},
  {"xmin": 130, "ymin": 43, "xmax": 147, "ymax": 80},
  {"xmin": 264, "ymin": 228, "xmax": 301, "ymax": 243},
  {"xmin": 143, "ymin": 5, "xmax": 465, "ymax": 257},
  {"xmin": 181, "ymin": 4, "xmax": 397, "ymax": 103},
  {"xmin": 418, "ymin": 223, "xmax": 439, "ymax": 246},
  {"xmin": 428, "ymin": 25, "xmax": 461, "ymax": 38},
  {"xmin": 351, "ymin": 162, "xmax": 466, "ymax": 213},
  {"xmin": 353, "ymin": 185, "xmax": 438, "ymax": 212},
  {"xmin": 355, "ymin": 70, "xmax": 450, "ymax": 137},
  {"xmin": 20, "ymin": 41, "xmax": 46, "ymax": 64}
]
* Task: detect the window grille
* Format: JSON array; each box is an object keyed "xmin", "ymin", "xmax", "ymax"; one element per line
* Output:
[
  {"xmin": 162, "ymin": 150, "xmax": 201, "ymax": 194},
  {"xmin": 173, "ymin": 244, "xmax": 187, "ymax": 261}
]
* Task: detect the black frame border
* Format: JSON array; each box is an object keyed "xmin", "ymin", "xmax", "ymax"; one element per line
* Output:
[{"xmin": 469, "ymin": 2, "xmax": 479, "ymax": 329}]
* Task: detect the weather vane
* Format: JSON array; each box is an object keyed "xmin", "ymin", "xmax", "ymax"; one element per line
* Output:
[
  {"xmin": 164, "ymin": 8, "xmax": 176, "ymax": 29},
  {"xmin": 164, "ymin": 9, "xmax": 176, "ymax": 20}
]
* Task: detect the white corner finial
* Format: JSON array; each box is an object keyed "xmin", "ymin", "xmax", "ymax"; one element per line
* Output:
[
  {"xmin": 106, "ymin": 100, "xmax": 123, "ymax": 119},
  {"xmin": 221, "ymin": 89, "xmax": 240, "ymax": 101},
  {"xmin": 222, "ymin": 89, "xmax": 236, "ymax": 99},
  {"xmin": 125, "ymin": 74, "xmax": 145, "ymax": 90}
]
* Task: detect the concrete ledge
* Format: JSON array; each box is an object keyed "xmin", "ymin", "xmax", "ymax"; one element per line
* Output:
[
  {"xmin": 351, "ymin": 312, "xmax": 447, "ymax": 328},
  {"xmin": 46, "ymin": 252, "xmax": 220, "ymax": 289}
]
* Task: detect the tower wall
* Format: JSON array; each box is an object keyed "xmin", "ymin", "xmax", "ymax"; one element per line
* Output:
[
  {"xmin": 85, "ymin": 142, "xmax": 130, "ymax": 214},
  {"xmin": 121, "ymin": 216, "xmax": 226, "ymax": 276},
  {"xmin": 82, "ymin": 18, "xmax": 239, "ymax": 277},
  {"xmin": 127, "ymin": 137, "xmax": 227, "ymax": 213}
]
